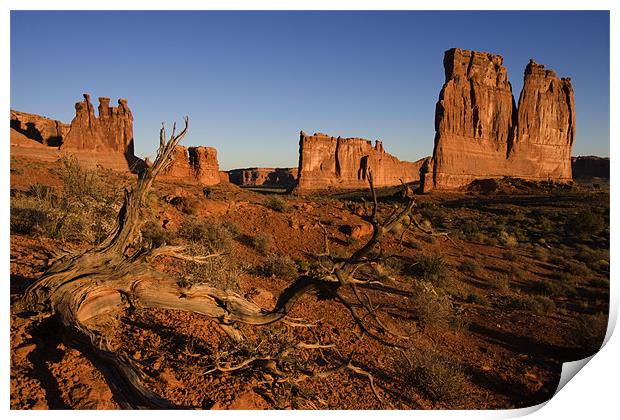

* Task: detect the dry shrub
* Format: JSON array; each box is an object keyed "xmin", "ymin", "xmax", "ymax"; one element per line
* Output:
[
  {"xmin": 169, "ymin": 196, "xmax": 196, "ymax": 215},
  {"xmin": 533, "ymin": 247, "xmax": 549, "ymax": 262},
  {"xmin": 252, "ymin": 233, "xmax": 272, "ymax": 254},
  {"xmin": 466, "ymin": 292, "xmax": 489, "ymax": 306},
  {"xmin": 413, "ymin": 255, "xmax": 450, "ymax": 287},
  {"xmin": 507, "ymin": 294, "xmax": 556, "ymax": 315},
  {"xmin": 382, "ymin": 256, "xmax": 411, "ymax": 277},
  {"xmin": 141, "ymin": 221, "xmax": 175, "ymax": 247},
  {"xmin": 178, "ymin": 219, "xmax": 233, "ymax": 254},
  {"xmin": 420, "ymin": 204, "xmax": 449, "ymax": 229},
  {"xmin": 410, "ymin": 281, "xmax": 454, "ymax": 329},
  {"xmin": 571, "ymin": 313, "xmax": 608, "ymax": 354},
  {"xmin": 459, "ymin": 260, "xmax": 479, "ymax": 275},
  {"xmin": 222, "ymin": 220, "xmax": 241, "ymax": 238},
  {"xmin": 181, "ymin": 255, "xmax": 244, "ymax": 292},
  {"xmin": 565, "ymin": 261, "xmax": 590, "ymax": 276},
  {"xmin": 565, "ymin": 210, "xmax": 606, "ymax": 237},
  {"xmin": 398, "ymin": 346, "xmax": 468, "ymax": 404},
  {"xmin": 264, "ymin": 195, "xmax": 291, "ymax": 213},
  {"xmin": 176, "ymin": 219, "xmax": 242, "ymax": 290},
  {"xmin": 260, "ymin": 253, "xmax": 299, "ymax": 280},
  {"xmin": 10, "ymin": 155, "xmax": 120, "ymax": 243},
  {"xmin": 539, "ymin": 276, "xmax": 577, "ymax": 297},
  {"xmin": 499, "ymin": 230, "xmax": 518, "ymax": 247}
]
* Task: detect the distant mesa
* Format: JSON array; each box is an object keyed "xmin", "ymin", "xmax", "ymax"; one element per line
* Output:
[
  {"xmin": 421, "ymin": 48, "xmax": 576, "ymax": 192},
  {"xmin": 228, "ymin": 167, "xmax": 298, "ymax": 189},
  {"xmin": 572, "ymin": 156, "xmax": 609, "ymax": 179},
  {"xmin": 294, "ymin": 131, "xmax": 428, "ymax": 192}
]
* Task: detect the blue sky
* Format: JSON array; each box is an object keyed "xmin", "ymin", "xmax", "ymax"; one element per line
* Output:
[{"xmin": 10, "ymin": 11, "xmax": 610, "ymax": 169}]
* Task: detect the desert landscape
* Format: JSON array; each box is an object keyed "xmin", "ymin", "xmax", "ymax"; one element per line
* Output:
[{"xmin": 9, "ymin": 11, "xmax": 610, "ymax": 411}]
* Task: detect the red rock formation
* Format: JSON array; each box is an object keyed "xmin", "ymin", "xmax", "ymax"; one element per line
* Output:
[
  {"xmin": 10, "ymin": 110, "xmax": 69, "ymax": 147},
  {"xmin": 162, "ymin": 145, "xmax": 220, "ymax": 185},
  {"xmin": 62, "ymin": 94, "xmax": 134, "ymax": 155},
  {"xmin": 295, "ymin": 131, "xmax": 426, "ymax": 192},
  {"xmin": 10, "ymin": 94, "xmax": 144, "ymax": 172},
  {"xmin": 508, "ymin": 60, "xmax": 575, "ymax": 181},
  {"xmin": 422, "ymin": 49, "xmax": 575, "ymax": 192},
  {"xmin": 189, "ymin": 146, "xmax": 220, "ymax": 185},
  {"xmin": 219, "ymin": 171, "xmax": 231, "ymax": 183},
  {"xmin": 228, "ymin": 167, "xmax": 298, "ymax": 188},
  {"xmin": 424, "ymin": 49, "xmax": 516, "ymax": 192}
]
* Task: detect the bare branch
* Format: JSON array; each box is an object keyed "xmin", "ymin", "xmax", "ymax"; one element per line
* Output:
[{"xmin": 347, "ymin": 362, "xmax": 383, "ymax": 404}]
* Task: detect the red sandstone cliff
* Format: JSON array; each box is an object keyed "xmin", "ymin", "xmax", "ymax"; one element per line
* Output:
[
  {"xmin": 10, "ymin": 110, "xmax": 69, "ymax": 147},
  {"xmin": 422, "ymin": 48, "xmax": 575, "ymax": 192},
  {"xmin": 10, "ymin": 94, "xmax": 141, "ymax": 172},
  {"xmin": 508, "ymin": 60, "xmax": 575, "ymax": 181},
  {"xmin": 162, "ymin": 145, "xmax": 220, "ymax": 185},
  {"xmin": 295, "ymin": 131, "xmax": 426, "ymax": 192}
]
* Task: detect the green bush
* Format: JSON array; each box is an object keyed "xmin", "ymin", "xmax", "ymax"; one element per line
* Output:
[
  {"xmin": 574, "ymin": 246, "xmax": 609, "ymax": 272},
  {"xmin": 590, "ymin": 277, "xmax": 610, "ymax": 289}
]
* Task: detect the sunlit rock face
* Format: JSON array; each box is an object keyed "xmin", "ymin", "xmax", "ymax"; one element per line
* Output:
[
  {"xmin": 422, "ymin": 48, "xmax": 575, "ymax": 192},
  {"xmin": 161, "ymin": 145, "xmax": 220, "ymax": 186},
  {"xmin": 63, "ymin": 94, "xmax": 134, "ymax": 155},
  {"xmin": 10, "ymin": 94, "xmax": 144, "ymax": 172},
  {"xmin": 295, "ymin": 131, "xmax": 427, "ymax": 192}
]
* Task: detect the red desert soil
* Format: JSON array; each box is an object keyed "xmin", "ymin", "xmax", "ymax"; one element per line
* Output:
[{"xmin": 10, "ymin": 155, "xmax": 609, "ymax": 409}]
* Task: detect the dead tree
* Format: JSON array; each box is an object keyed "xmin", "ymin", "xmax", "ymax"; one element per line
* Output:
[{"xmin": 18, "ymin": 118, "xmax": 418, "ymax": 408}]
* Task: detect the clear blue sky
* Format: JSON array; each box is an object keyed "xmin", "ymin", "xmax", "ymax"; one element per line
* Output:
[{"xmin": 10, "ymin": 11, "xmax": 610, "ymax": 170}]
